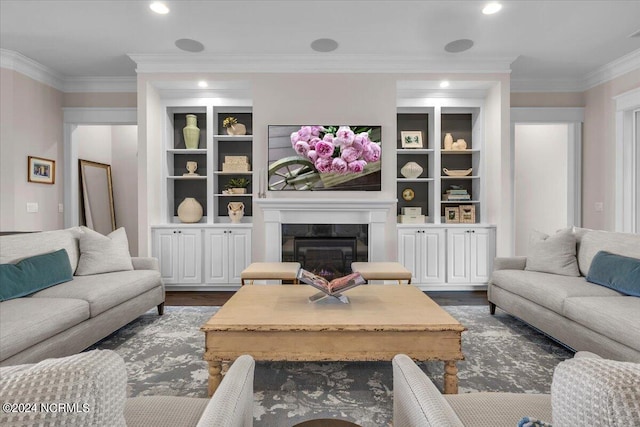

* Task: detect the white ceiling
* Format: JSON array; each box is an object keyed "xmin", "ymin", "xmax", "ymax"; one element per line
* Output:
[{"xmin": 1, "ymin": 0, "xmax": 639, "ymax": 90}]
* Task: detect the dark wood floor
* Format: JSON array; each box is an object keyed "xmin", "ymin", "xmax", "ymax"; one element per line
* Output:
[{"xmin": 165, "ymin": 289, "xmax": 488, "ymax": 307}]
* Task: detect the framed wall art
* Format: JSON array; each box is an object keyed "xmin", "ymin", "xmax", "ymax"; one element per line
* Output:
[
  {"xmin": 444, "ymin": 206, "xmax": 460, "ymax": 223},
  {"xmin": 400, "ymin": 131, "xmax": 423, "ymax": 148},
  {"xmin": 27, "ymin": 156, "xmax": 55, "ymax": 184}
]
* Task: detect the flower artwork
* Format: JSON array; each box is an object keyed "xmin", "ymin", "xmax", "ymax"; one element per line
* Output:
[{"xmin": 268, "ymin": 125, "xmax": 382, "ymax": 191}]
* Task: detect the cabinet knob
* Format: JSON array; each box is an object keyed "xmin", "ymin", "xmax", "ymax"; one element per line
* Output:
[
  {"xmin": 471, "ymin": 230, "xmax": 475, "ymax": 233},
  {"xmin": 228, "ymin": 230, "xmax": 232, "ymax": 234},
  {"xmin": 178, "ymin": 230, "xmax": 182, "ymax": 233},
  {"xmin": 173, "ymin": 230, "xmax": 176, "ymax": 234}
]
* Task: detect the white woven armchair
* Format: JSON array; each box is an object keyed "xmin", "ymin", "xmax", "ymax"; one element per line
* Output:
[
  {"xmin": 0, "ymin": 350, "xmax": 255, "ymax": 427},
  {"xmin": 393, "ymin": 351, "xmax": 640, "ymax": 427}
]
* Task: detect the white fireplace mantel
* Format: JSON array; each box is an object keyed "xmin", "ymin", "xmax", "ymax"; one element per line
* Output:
[{"xmin": 256, "ymin": 198, "xmax": 396, "ymax": 262}]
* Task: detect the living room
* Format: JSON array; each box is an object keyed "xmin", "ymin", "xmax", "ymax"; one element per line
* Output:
[{"xmin": 1, "ymin": 1, "xmax": 640, "ymax": 426}]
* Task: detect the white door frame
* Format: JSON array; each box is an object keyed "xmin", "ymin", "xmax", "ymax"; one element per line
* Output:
[
  {"xmin": 62, "ymin": 108, "xmax": 137, "ymax": 228},
  {"xmin": 614, "ymin": 87, "xmax": 640, "ymax": 233},
  {"xmin": 510, "ymin": 107, "xmax": 584, "ymax": 252}
]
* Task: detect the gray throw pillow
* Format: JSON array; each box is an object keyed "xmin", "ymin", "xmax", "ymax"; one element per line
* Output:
[
  {"xmin": 525, "ymin": 229, "xmax": 580, "ymax": 276},
  {"xmin": 75, "ymin": 227, "xmax": 133, "ymax": 276}
]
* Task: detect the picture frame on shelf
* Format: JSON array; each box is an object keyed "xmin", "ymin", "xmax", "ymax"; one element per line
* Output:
[
  {"xmin": 27, "ymin": 156, "xmax": 55, "ymax": 184},
  {"xmin": 459, "ymin": 205, "xmax": 476, "ymax": 224},
  {"xmin": 444, "ymin": 206, "xmax": 460, "ymax": 223},
  {"xmin": 400, "ymin": 131, "xmax": 423, "ymax": 148}
]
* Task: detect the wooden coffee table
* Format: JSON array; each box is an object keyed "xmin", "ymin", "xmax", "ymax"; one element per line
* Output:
[{"xmin": 201, "ymin": 285, "xmax": 465, "ymax": 396}]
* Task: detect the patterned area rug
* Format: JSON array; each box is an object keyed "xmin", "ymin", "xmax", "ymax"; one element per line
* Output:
[{"xmin": 90, "ymin": 305, "xmax": 573, "ymax": 426}]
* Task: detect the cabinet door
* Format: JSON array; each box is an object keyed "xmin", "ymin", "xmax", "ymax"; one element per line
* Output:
[
  {"xmin": 227, "ymin": 229, "xmax": 252, "ymax": 283},
  {"xmin": 177, "ymin": 229, "xmax": 202, "ymax": 284},
  {"xmin": 447, "ymin": 229, "xmax": 470, "ymax": 284},
  {"xmin": 152, "ymin": 229, "xmax": 179, "ymax": 284},
  {"xmin": 397, "ymin": 228, "xmax": 420, "ymax": 284},
  {"xmin": 203, "ymin": 229, "xmax": 228, "ymax": 284},
  {"xmin": 419, "ymin": 229, "xmax": 445, "ymax": 284},
  {"xmin": 469, "ymin": 228, "xmax": 493, "ymax": 283}
]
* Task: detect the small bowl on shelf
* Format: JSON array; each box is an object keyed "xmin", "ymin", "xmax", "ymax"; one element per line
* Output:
[{"xmin": 442, "ymin": 168, "xmax": 472, "ymax": 177}]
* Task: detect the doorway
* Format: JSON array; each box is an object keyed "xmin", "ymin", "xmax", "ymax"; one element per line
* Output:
[{"xmin": 511, "ymin": 108, "xmax": 583, "ymax": 256}]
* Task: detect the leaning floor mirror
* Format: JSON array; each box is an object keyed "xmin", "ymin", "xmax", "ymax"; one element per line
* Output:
[{"xmin": 79, "ymin": 159, "xmax": 116, "ymax": 235}]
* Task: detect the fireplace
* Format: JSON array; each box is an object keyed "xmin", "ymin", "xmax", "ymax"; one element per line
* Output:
[{"xmin": 282, "ymin": 224, "xmax": 367, "ymax": 280}]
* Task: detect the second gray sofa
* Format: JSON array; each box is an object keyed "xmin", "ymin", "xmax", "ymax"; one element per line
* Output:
[{"xmin": 489, "ymin": 228, "xmax": 640, "ymax": 362}]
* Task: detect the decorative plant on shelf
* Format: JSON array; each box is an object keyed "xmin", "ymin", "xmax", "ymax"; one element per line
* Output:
[
  {"xmin": 222, "ymin": 116, "xmax": 247, "ymax": 136},
  {"xmin": 224, "ymin": 177, "xmax": 251, "ymax": 194}
]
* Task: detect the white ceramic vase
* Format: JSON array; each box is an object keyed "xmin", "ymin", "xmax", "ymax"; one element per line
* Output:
[
  {"xmin": 443, "ymin": 133, "xmax": 453, "ymax": 150},
  {"xmin": 454, "ymin": 139, "xmax": 467, "ymax": 150},
  {"xmin": 226, "ymin": 123, "xmax": 247, "ymax": 136},
  {"xmin": 183, "ymin": 114, "xmax": 200, "ymax": 149},
  {"xmin": 400, "ymin": 161, "xmax": 424, "ymax": 179},
  {"xmin": 177, "ymin": 197, "xmax": 203, "ymax": 223},
  {"xmin": 228, "ymin": 202, "xmax": 244, "ymax": 223}
]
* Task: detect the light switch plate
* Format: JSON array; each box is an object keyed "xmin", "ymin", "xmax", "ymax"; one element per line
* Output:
[
  {"xmin": 58, "ymin": 203, "xmax": 64, "ymax": 213},
  {"xmin": 594, "ymin": 202, "xmax": 604, "ymax": 212},
  {"xmin": 26, "ymin": 202, "xmax": 38, "ymax": 213}
]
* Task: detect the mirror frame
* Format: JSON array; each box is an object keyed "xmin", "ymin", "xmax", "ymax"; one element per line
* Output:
[{"xmin": 79, "ymin": 159, "xmax": 116, "ymax": 233}]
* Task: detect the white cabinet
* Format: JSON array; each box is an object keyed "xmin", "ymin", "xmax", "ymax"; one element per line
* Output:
[
  {"xmin": 446, "ymin": 227, "xmax": 494, "ymax": 285},
  {"xmin": 397, "ymin": 227, "xmax": 445, "ymax": 284},
  {"xmin": 152, "ymin": 228, "xmax": 202, "ymax": 285},
  {"xmin": 204, "ymin": 227, "xmax": 252, "ymax": 285}
]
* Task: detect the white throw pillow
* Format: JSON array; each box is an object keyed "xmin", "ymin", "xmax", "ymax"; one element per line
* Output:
[
  {"xmin": 525, "ymin": 229, "xmax": 580, "ymax": 276},
  {"xmin": 75, "ymin": 227, "xmax": 133, "ymax": 276}
]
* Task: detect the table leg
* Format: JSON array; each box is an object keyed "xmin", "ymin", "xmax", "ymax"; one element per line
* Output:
[
  {"xmin": 208, "ymin": 360, "xmax": 222, "ymax": 397},
  {"xmin": 444, "ymin": 360, "xmax": 458, "ymax": 394}
]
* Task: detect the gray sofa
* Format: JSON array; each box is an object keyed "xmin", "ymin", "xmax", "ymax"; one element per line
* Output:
[
  {"xmin": 0, "ymin": 228, "xmax": 165, "ymax": 366},
  {"xmin": 488, "ymin": 228, "xmax": 640, "ymax": 362},
  {"xmin": 0, "ymin": 350, "xmax": 255, "ymax": 427},
  {"xmin": 393, "ymin": 351, "xmax": 640, "ymax": 426}
]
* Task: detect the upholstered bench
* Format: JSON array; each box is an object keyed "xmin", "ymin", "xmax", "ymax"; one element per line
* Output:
[
  {"xmin": 240, "ymin": 262, "xmax": 301, "ymax": 285},
  {"xmin": 351, "ymin": 262, "xmax": 412, "ymax": 284}
]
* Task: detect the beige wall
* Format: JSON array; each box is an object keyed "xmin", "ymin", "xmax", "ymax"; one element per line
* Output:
[
  {"xmin": 0, "ymin": 68, "xmax": 64, "ymax": 231},
  {"xmin": 582, "ymin": 69, "xmax": 640, "ymax": 230},
  {"xmin": 63, "ymin": 92, "xmax": 136, "ymax": 108}
]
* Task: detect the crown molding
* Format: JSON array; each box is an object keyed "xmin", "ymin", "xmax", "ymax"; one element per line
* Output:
[
  {"xmin": 1, "ymin": 49, "xmax": 136, "ymax": 93},
  {"xmin": 128, "ymin": 53, "xmax": 516, "ymax": 74},
  {"xmin": 1, "ymin": 48, "xmax": 65, "ymax": 91},
  {"xmin": 510, "ymin": 78, "xmax": 584, "ymax": 93},
  {"xmin": 582, "ymin": 48, "xmax": 640, "ymax": 90}
]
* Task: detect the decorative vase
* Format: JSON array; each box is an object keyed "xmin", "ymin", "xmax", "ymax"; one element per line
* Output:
[
  {"xmin": 230, "ymin": 188, "xmax": 247, "ymax": 194},
  {"xmin": 183, "ymin": 114, "xmax": 200, "ymax": 149},
  {"xmin": 228, "ymin": 202, "xmax": 244, "ymax": 223},
  {"xmin": 455, "ymin": 139, "xmax": 467, "ymax": 150},
  {"xmin": 226, "ymin": 123, "xmax": 247, "ymax": 136},
  {"xmin": 444, "ymin": 133, "xmax": 453, "ymax": 150},
  {"xmin": 183, "ymin": 161, "xmax": 199, "ymax": 176},
  {"xmin": 400, "ymin": 161, "xmax": 424, "ymax": 179},
  {"xmin": 177, "ymin": 197, "xmax": 203, "ymax": 223}
]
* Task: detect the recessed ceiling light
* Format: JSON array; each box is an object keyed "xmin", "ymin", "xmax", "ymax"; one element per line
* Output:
[
  {"xmin": 311, "ymin": 38, "xmax": 339, "ymax": 52},
  {"xmin": 198, "ymin": 81, "xmax": 208, "ymax": 88},
  {"xmin": 150, "ymin": 2, "xmax": 169, "ymax": 14},
  {"xmin": 440, "ymin": 81, "xmax": 450, "ymax": 88},
  {"xmin": 175, "ymin": 39, "xmax": 205, "ymax": 53},
  {"xmin": 444, "ymin": 39, "xmax": 474, "ymax": 53},
  {"xmin": 482, "ymin": 2, "xmax": 502, "ymax": 15}
]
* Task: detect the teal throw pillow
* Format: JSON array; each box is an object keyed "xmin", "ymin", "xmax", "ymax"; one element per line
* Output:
[
  {"xmin": 518, "ymin": 417, "xmax": 552, "ymax": 427},
  {"xmin": 0, "ymin": 249, "xmax": 73, "ymax": 301},
  {"xmin": 586, "ymin": 251, "xmax": 640, "ymax": 297}
]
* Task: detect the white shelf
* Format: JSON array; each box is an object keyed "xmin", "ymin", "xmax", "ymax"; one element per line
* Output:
[
  {"xmin": 441, "ymin": 200, "xmax": 481, "ymax": 204},
  {"xmin": 397, "ymin": 149, "xmax": 434, "ymax": 154},
  {"xmin": 167, "ymin": 149, "xmax": 207, "ymax": 154},
  {"xmin": 213, "ymin": 135, "xmax": 253, "ymax": 141},
  {"xmin": 397, "ymin": 178, "xmax": 434, "ymax": 182},
  {"xmin": 214, "ymin": 193, "xmax": 253, "ymax": 197},
  {"xmin": 441, "ymin": 175, "xmax": 480, "ymax": 179},
  {"xmin": 213, "ymin": 171, "xmax": 252, "ymax": 175},
  {"xmin": 441, "ymin": 149, "xmax": 480, "ymax": 155},
  {"xmin": 167, "ymin": 176, "xmax": 207, "ymax": 180}
]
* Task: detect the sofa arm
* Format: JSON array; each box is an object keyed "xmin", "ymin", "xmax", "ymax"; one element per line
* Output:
[
  {"xmin": 131, "ymin": 257, "xmax": 159, "ymax": 271},
  {"xmin": 552, "ymin": 356, "xmax": 640, "ymax": 426},
  {"xmin": 393, "ymin": 354, "xmax": 464, "ymax": 427},
  {"xmin": 573, "ymin": 351, "xmax": 603, "ymax": 359},
  {"xmin": 493, "ymin": 256, "xmax": 527, "ymax": 271},
  {"xmin": 196, "ymin": 355, "xmax": 255, "ymax": 427},
  {"xmin": 0, "ymin": 350, "xmax": 127, "ymax": 427}
]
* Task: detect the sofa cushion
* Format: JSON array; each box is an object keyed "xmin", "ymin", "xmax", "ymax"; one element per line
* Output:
[
  {"xmin": 75, "ymin": 227, "xmax": 133, "ymax": 276},
  {"xmin": 445, "ymin": 393, "xmax": 552, "ymax": 427},
  {"xmin": 586, "ymin": 251, "xmax": 640, "ymax": 297},
  {"xmin": 0, "ymin": 249, "xmax": 73, "ymax": 301},
  {"xmin": 124, "ymin": 396, "xmax": 208, "ymax": 427},
  {"xmin": 0, "ymin": 227, "xmax": 81, "ymax": 272},
  {"xmin": 31, "ymin": 270, "xmax": 162, "ymax": 317},
  {"xmin": 563, "ymin": 296, "xmax": 640, "ymax": 352},
  {"xmin": 525, "ymin": 229, "xmax": 580, "ymax": 276},
  {"xmin": 490, "ymin": 270, "xmax": 622, "ymax": 313},
  {"xmin": 578, "ymin": 230, "xmax": 640, "ymax": 276},
  {"xmin": 0, "ymin": 297, "xmax": 90, "ymax": 361}
]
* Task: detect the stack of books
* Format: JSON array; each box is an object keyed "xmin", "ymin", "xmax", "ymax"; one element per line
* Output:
[
  {"xmin": 222, "ymin": 156, "xmax": 251, "ymax": 172},
  {"xmin": 443, "ymin": 188, "xmax": 471, "ymax": 201}
]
